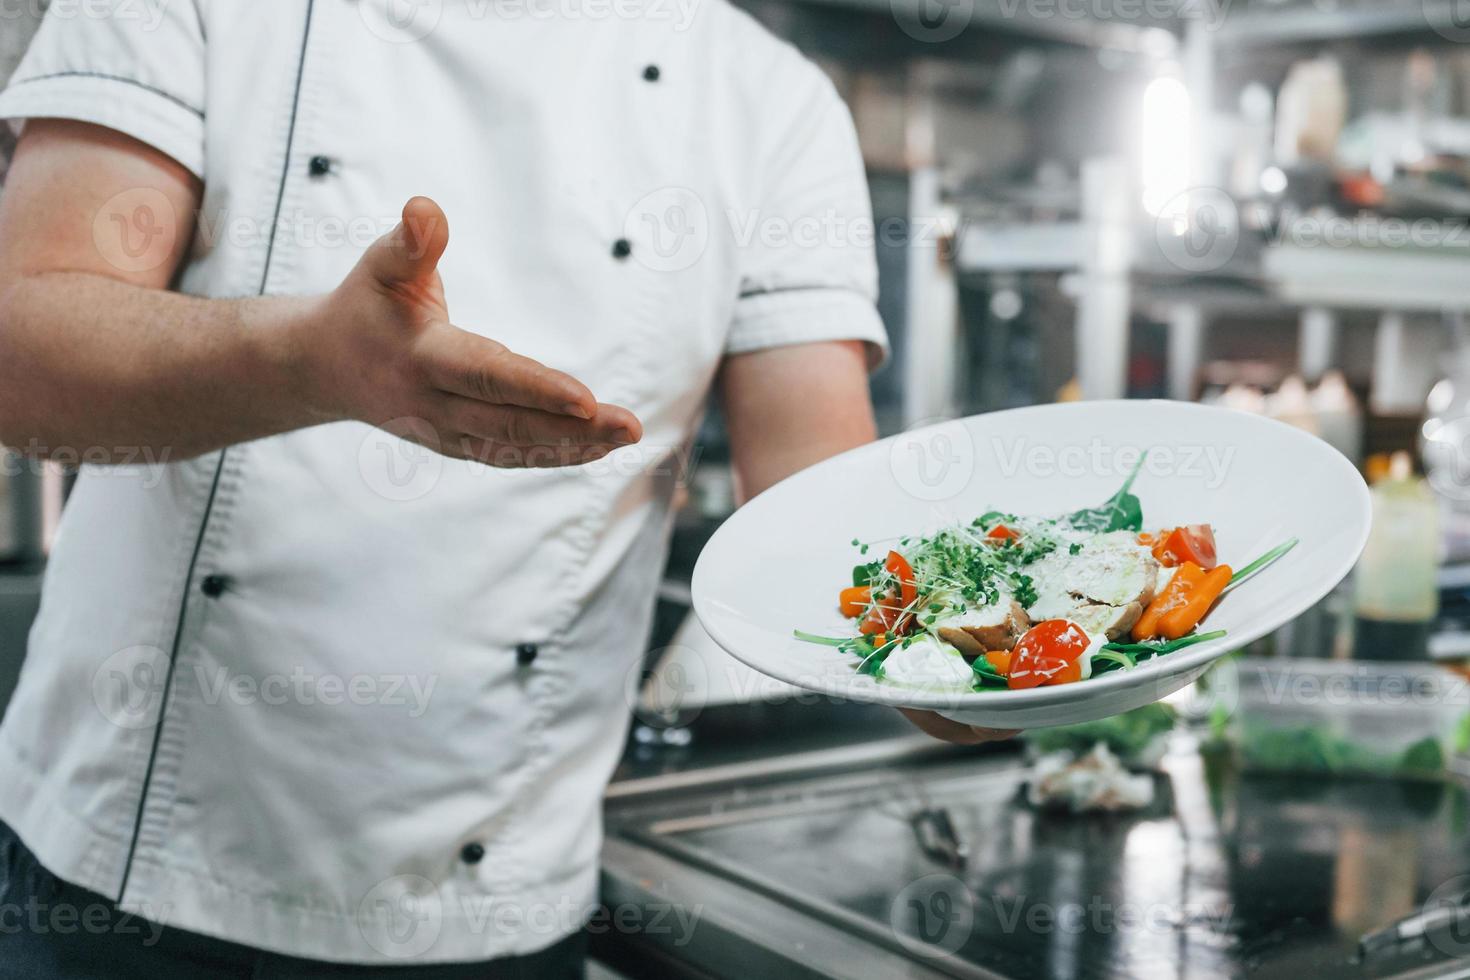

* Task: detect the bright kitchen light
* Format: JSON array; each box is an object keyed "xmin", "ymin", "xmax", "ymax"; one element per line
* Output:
[
  {"xmin": 989, "ymin": 288, "xmax": 1023, "ymax": 321},
  {"xmin": 1140, "ymin": 74, "xmax": 1193, "ymax": 218},
  {"xmin": 1260, "ymin": 166, "xmax": 1288, "ymax": 195}
]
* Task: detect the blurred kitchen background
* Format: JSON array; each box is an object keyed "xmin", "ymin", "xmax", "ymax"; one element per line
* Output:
[{"xmin": 9, "ymin": 1, "xmax": 1470, "ymax": 978}]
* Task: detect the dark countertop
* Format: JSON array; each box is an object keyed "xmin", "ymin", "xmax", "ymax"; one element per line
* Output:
[
  {"xmin": 610, "ymin": 700, "xmax": 946, "ymax": 787},
  {"xmin": 601, "ymin": 703, "xmax": 1470, "ymax": 980}
]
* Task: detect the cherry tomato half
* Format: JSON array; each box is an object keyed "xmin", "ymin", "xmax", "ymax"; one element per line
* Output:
[
  {"xmin": 859, "ymin": 551, "xmax": 921, "ymax": 636},
  {"xmin": 1153, "ymin": 525, "xmax": 1217, "ymax": 569},
  {"xmin": 1007, "ymin": 619, "xmax": 1092, "ymax": 690},
  {"xmin": 986, "ymin": 524, "xmax": 1021, "ymax": 543}
]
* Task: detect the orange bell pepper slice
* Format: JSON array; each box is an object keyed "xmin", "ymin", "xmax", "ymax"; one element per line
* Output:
[
  {"xmin": 1132, "ymin": 562, "xmax": 1207, "ymax": 641},
  {"xmin": 1157, "ymin": 564, "xmax": 1232, "ymax": 640},
  {"xmin": 839, "ymin": 586, "xmax": 872, "ymax": 619}
]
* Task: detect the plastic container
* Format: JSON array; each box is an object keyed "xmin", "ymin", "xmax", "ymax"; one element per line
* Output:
[{"xmin": 1221, "ymin": 657, "xmax": 1469, "ymax": 782}]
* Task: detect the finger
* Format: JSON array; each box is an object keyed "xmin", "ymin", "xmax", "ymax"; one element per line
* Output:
[
  {"xmin": 417, "ymin": 326, "xmax": 597, "ymax": 420},
  {"xmin": 444, "ymin": 437, "xmax": 618, "ymax": 470},
  {"xmin": 362, "ymin": 196, "xmax": 450, "ymax": 289},
  {"xmin": 442, "ymin": 397, "xmax": 641, "ymax": 447},
  {"xmin": 899, "ymin": 709, "xmax": 1020, "ymax": 746}
]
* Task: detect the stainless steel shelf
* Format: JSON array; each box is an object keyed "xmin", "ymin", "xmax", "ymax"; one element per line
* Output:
[
  {"xmin": 1213, "ymin": 0, "xmax": 1466, "ymax": 47},
  {"xmin": 786, "ymin": 0, "xmax": 1180, "ymax": 52}
]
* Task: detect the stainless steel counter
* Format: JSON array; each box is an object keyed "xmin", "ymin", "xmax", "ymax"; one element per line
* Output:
[{"xmin": 599, "ymin": 711, "xmax": 1470, "ymax": 980}]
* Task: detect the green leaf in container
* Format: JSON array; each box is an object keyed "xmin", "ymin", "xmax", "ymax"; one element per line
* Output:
[{"xmin": 1399, "ymin": 737, "xmax": 1446, "ymax": 777}]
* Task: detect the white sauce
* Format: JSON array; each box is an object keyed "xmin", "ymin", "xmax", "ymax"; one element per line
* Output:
[
  {"xmin": 881, "ymin": 635, "xmax": 974, "ymax": 689},
  {"xmin": 1077, "ymin": 629, "xmax": 1109, "ymax": 680}
]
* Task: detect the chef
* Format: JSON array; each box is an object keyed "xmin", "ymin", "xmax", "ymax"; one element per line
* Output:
[{"xmin": 0, "ymin": 1, "xmax": 1010, "ymax": 976}]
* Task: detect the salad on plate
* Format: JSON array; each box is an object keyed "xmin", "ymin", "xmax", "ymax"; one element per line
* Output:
[{"xmin": 795, "ymin": 454, "xmax": 1295, "ymax": 693}]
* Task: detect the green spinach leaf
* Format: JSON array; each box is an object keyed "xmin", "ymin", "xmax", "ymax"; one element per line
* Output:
[{"xmin": 1068, "ymin": 450, "xmax": 1148, "ymax": 533}]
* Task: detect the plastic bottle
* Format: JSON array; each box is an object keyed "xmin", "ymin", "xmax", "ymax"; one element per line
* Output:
[{"xmin": 1353, "ymin": 453, "xmax": 1439, "ymax": 660}]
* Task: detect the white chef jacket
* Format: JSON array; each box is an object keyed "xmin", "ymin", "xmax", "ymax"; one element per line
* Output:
[{"xmin": 0, "ymin": 0, "xmax": 886, "ymax": 965}]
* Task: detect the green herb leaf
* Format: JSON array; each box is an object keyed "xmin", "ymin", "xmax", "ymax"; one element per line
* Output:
[
  {"xmin": 855, "ymin": 637, "xmax": 900, "ymax": 679},
  {"xmin": 971, "ymin": 657, "xmax": 1003, "ymax": 677},
  {"xmin": 1226, "ymin": 538, "xmax": 1299, "ymax": 590},
  {"xmin": 967, "ymin": 652, "xmax": 1010, "ymax": 690},
  {"xmin": 1089, "ymin": 649, "xmax": 1137, "ymax": 674},
  {"xmin": 1011, "ymin": 573, "xmax": 1038, "ymax": 609},
  {"xmin": 1068, "ymin": 451, "xmax": 1148, "ymax": 533},
  {"xmin": 851, "ymin": 561, "xmax": 882, "ymax": 588},
  {"xmin": 792, "ymin": 630, "xmax": 852, "ymax": 647},
  {"xmin": 1103, "ymin": 629, "xmax": 1228, "ymax": 660}
]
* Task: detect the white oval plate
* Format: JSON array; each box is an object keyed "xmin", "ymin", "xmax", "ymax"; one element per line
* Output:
[{"xmin": 691, "ymin": 401, "xmax": 1371, "ymax": 730}]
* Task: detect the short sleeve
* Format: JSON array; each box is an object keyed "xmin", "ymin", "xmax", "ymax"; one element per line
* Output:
[
  {"xmin": 0, "ymin": 0, "xmax": 206, "ymax": 178},
  {"xmin": 726, "ymin": 72, "xmax": 889, "ymax": 371}
]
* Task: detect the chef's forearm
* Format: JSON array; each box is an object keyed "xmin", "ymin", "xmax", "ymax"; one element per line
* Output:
[
  {"xmin": 0, "ymin": 271, "xmax": 332, "ymax": 462},
  {"xmin": 721, "ymin": 339, "xmax": 877, "ymax": 501}
]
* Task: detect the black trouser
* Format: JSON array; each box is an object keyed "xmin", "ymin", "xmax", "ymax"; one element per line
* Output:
[{"xmin": 0, "ymin": 821, "xmax": 585, "ymax": 980}]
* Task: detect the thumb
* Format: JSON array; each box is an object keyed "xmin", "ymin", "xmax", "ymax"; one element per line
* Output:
[{"xmin": 364, "ymin": 196, "xmax": 450, "ymax": 288}]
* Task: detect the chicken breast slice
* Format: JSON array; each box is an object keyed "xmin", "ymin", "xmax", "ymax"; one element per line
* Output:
[
  {"xmin": 1028, "ymin": 536, "xmax": 1158, "ymax": 616},
  {"xmin": 936, "ymin": 597, "xmax": 1032, "ymax": 656},
  {"xmin": 1022, "ymin": 533, "xmax": 1159, "ymax": 640},
  {"xmin": 1069, "ymin": 600, "xmax": 1144, "ymax": 640}
]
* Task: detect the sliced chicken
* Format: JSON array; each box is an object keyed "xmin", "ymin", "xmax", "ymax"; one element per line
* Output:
[
  {"xmin": 937, "ymin": 597, "xmax": 1031, "ymax": 656},
  {"xmin": 1069, "ymin": 600, "xmax": 1144, "ymax": 640},
  {"xmin": 1025, "ymin": 534, "xmax": 1159, "ymax": 641}
]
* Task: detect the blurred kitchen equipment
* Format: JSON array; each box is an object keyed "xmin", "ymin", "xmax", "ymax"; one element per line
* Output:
[
  {"xmin": 1423, "ymin": 320, "xmax": 1470, "ymax": 505},
  {"xmin": 0, "ymin": 454, "xmax": 44, "ymax": 566},
  {"xmin": 906, "ymin": 803, "xmax": 968, "ymax": 872},
  {"xmin": 1354, "ymin": 453, "xmax": 1440, "ymax": 659},
  {"xmin": 1274, "ymin": 56, "xmax": 1347, "ymax": 166},
  {"xmin": 1359, "ymin": 886, "xmax": 1470, "ymax": 962},
  {"xmin": 1222, "ymin": 657, "xmax": 1467, "ymax": 781},
  {"xmin": 1312, "ymin": 370, "xmax": 1363, "ymax": 465},
  {"xmin": 1266, "ymin": 374, "xmax": 1320, "ymax": 434}
]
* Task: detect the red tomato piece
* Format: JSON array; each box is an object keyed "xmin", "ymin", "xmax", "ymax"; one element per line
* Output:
[
  {"xmin": 867, "ymin": 550, "xmax": 919, "ymax": 635},
  {"xmin": 986, "ymin": 525, "xmax": 1021, "ymax": 543},
  {"xmin": 1007, "ymin": 619, "xmax": 1092, "ymax": 690},
  {"xmin": 1153, "ymin": 525, "xmax": 1217, "ymax": 569},
  {"xmin": 884, "ymin": 551, "xmax": 918, "ymax": 608}
]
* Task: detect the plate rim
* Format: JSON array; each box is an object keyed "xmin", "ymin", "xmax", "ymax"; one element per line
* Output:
[{"xmin": 691, "ymin": 400, "xmax": 1372, "ymax": 711}]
